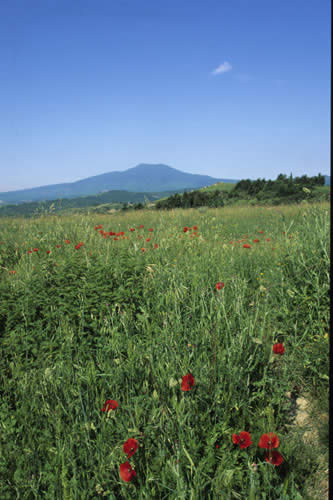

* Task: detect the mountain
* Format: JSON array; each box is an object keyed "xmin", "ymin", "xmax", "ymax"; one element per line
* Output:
[{"xmin": 0, "ymin": 164, "xmax": 238, "ymax": 204}]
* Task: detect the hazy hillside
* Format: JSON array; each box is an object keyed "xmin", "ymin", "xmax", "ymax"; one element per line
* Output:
[{"xmin": 0, "ymin": 164, "xmax": 238, "ymax": 204}]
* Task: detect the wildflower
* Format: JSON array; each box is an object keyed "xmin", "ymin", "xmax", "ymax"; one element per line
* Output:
[
  {"xmin": 181, "ymin": 373, "xmax": 195, "ymax": 391},
  {"xmin": 265, "ymin": 450, "xmax": 283, "ymax": 466},
  {"xmin": 258, "ymin": 432, "xmax": 279, "ymax": 449},
  {"xmin": 123, "ymin": 438, "xmax": 139, "ymax": 458},
  {"xmin": 56, "ymin": 245, "xmax": 61, "ymax": 248},
  {"xmin": 46, "ymin": 250, "xmax": 51, "ymax": 254},
  {"xmin": 183, "ymin": 227, "xmax": 189, "ymax": 233},
  {"xmin": 215, "ymin": 282, "xmax": 225, "ymax": 290},
  {"xmin": 253, "ymin": 239, "xmax": 259, "ymax": 243},
  {"xmin": 33, "ymin": 248, "xmax": 38, "ymax": 252},
  {"xmin": 101, "ymin": 400, "xmax": 119, "ymax": 412},
  {"xmin": 266, "ymin": 238, "xmax": 271, "ymax": 241},
  {"xmin": 75, "ymin": 242, "xmax": 84, "ymax": 250},
  {"xmin": 65, "ymin": 239, "xmax": 70, "ymax": 244},
  {"xmin": 193, "ymin": 225, "xmax": 198, "ymax": 230},
  {"xmin": 28, "ymin": 250, "xmax": 33, "ymax": 254},
  {"xmin": 146, "ymin": 238, "xmax": 151, "ymax": 242},
  {"xmin": 114, "ymin": 237, "xmax": 119, "ymax": 240},
  {"xmin": 130, "ymin": 228, "xmax": 135, "ymax": 232},
  {"xmin": 139, "ymin": 224, "xmax": 144, "ymax": 229},
  {"xmin": 119, "ymin": 462, "xmax": 136, "ymax": 482},
  {"xmin": 259, "ymin": 230, "xmax": 264, "ymax": 234},
  {"xmin": 153, "ymin": 244, "xmax": 159, "ymax": 249},
  {"xmin": 232, "ymin": 431, "xmax": 252, "ymax": 449},
  {"xmin": 141, "ymin": 248, "xmax": 146, "ymax": 252},
  {"xmin": 243, "ymin": 243, "xmax": 251, "ymax": 249},
  {"xmin": 273, "ymin": 343, "xmax": 285, "ymax": 355},
  {"xmin": 9, "ymin": 270, "xmax": 16, "ymax": 275},
  {"xmin": 148, "ymin": 228, "xmax": 153, "ymax": 232}
]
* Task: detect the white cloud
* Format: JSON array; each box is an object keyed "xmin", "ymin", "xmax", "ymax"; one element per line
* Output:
[{"xmin": 212, "ymin": 61, "xmax": 232, "ymax": 75}]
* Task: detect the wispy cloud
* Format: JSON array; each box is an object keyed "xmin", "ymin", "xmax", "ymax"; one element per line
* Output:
[{"xmin": 211, "ymin": 61, "xmax": 232, "ymax": 75}]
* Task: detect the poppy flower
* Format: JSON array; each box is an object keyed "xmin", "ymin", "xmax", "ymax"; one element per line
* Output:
[
  {"xmin": 229, "ymin": 241, "xmax": 233, "ymax": 244},
  {"xmin": 123, "ymin": 438, "xmax": 139, "ymax": 458},
  {"xmin": 215, "ymin": 282, "xmax": 224, "ymax": 290},
  {"xmin": 183, "ymin": 227, "xmax": 189, "ymax": 233},
  {"xmin": 253, "ymin": 239, "xmax": 259, "ymax": 243},
  {"xmin": 46, "ymin": 250, "xmax": 51, "ymax": 254},
  {"xmin": 75, "ymin": 242, "xmax": 84, "ymax": 250},
  {"xmin": 193, "ymin": 226, "xmax": 198, "ymax": 230},
  {"xmin": 265, "ymin": 450, "xmax": 283, "ymax": 466},
  {"xmin": 99, "ymin": 230, "xmax": 104, "ymax": 235},
  {"xmin": 232, "ymin": 431, "xmax": 252, "ymax": 449},
  {"xmin": 273, "ymin": 343, "xmax": 285, "ymax": 355},
  {"xmin": 56, "ymin": 244, "xmax": 61, "ymax": 248},
  {"xmin": 130, "ymin": 228, "xmax": 135, "ymax": 232},
  {"xmin": 259, "ymin": 230, "xmax": 264, "ymax": 234},
  {"xmin": 119, "ymin": 462, "xmax": 136, "ymax": 482},
  {"xmin": 243, "ymin": 243, "xmax": 251, "ymax": 249},
  {"xmin": 141, "ymin": 248, "xmax": 146, "ymax": 252},
  {"xmin": 181, "ymin": 373, "xmax": 195, "ymax": 391},
  {"xmin": 101, "ymin": 400, "xmax": 119, "ymax": 412},
  {"xmin": 139, "ymin": 224, "xmax": 144, "ymax": 229},
  {"xmin": 28, "ymin": 250, "xmax": 33, "ymax": 254},
  {"xmin": 65, "ymin": 239, "xmax": 70, "ymax": 244},
  {"xmin": 114, "ymin": 237, "xmax": 119, "ymax": 240},
  {"xmin": 258, "ymin": 432, "xmax": 279, "ymax": 449},
  {"xmin": 266, "ymin": 238, "xmax": 271, "ymax": 241},
  {"xmin": 146, "ymin": 238, "xmax": 151, "ymax": 242},
  {"xmin": 33, "ymin": 248, "xmax": 38, "ymax": 252},
  {"xmin": 9, "ymin": 270, "xmax": 16, "ymax": 275},
  {"xmin": 148, "ymin": 228, "xmax": 153, "ymax": 232},
  {"xmin": 153, "ymin": 244, "xmax": 159, "ymax": 249}
]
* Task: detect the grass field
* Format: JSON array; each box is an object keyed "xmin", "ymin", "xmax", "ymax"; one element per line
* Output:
[{"xmin": 0, "ymin": 202, "xmax": 329, "ymax": 499}]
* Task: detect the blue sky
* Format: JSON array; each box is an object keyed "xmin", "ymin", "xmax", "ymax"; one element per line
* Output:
[{"xmin": 0, "ymin": 0, "xmax": 330, "ymax": 191}]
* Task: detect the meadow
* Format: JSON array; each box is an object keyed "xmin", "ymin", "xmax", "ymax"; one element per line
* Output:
[{"xmin": 0, "ymin": 202, "xmax": 329, "ymax": 499}]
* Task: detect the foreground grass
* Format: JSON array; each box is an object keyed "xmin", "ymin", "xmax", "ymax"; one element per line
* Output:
[{"xmin": 0, "ymin": 203, "xmax": 329, "ymax": 499}]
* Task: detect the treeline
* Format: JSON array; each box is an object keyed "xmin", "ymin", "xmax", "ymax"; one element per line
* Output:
[{"xmin": 155, "ymin": 173, "xmax": 327, "ymax": 209}]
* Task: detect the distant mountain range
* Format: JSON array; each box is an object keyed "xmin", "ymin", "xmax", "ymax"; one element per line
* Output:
[{"xmin": 0, "ymin": 164, "xmax": 238, "ymax": 204}]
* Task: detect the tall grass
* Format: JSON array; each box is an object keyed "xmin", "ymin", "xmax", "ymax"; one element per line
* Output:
[{"xmin": 0, "ymin": 202, "xmax": 329, "ymax": 499}]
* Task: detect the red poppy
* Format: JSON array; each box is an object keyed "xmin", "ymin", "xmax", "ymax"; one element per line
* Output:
[
  {"xmin": 141, "ymin": 248, "xmax": 146, "ymax": 252},
  {"xmin": 153, "ymin": 244, "xmax": 159, "ymax": 249},
  {"xmin": 183, "ymin": 227, "xmax": 189, "ymax": 233},
  {"xmin": 9, "ymin": 270, "xmax": 16, "ymax": 275},
  {"xmin": 139, "ymin": 224, "xmax": 144, "ymax": 229},
  {"xmin": 33, "ymin": 248, "xmax": 38, "ymax": 252},
  {"xmin": 130, "ymin": 228, "xmax": 135, "ymax": 232},
  {"xmin": 146, "ymin": 238, "xmax": 151, "ymax": 242},
  {"xmin": 258, "ymin": 432, "xmax": 279, "ymax": 449},
  {"xmin": 243, "ymin": 243, "xmax": 251, "ymax": 249},
  {"xmin": 232, "ymin": 431, "xmax": 252, "ymax": 449},
  {"xmin": 99, "ymin": 230, "xmax": 104, "ymax": 235},
  {"xmin": 273, "ymin": 343, "xmax": 285, "ymax": 355},
  {"xmin": 75, "ymin": 242, "xmax": 84, "ymax": 250},
  {"xmin": 215, "ymin": 282, "xmax": 224, "ymax": 290},
  {"xmin": 193, "ymin": 226, "xmax": 198, "ymax": 230},
  {"xmin": 65, "ymin": 239, "xmax": 70, "ymax": 244},
  {"xmin": 282, "ymin": 231, "xmax": 285, "ymax": 235},
  {"xmin": 28, "ymin": 250, "xmax": 32, "ymax": 254},
  {"xmin": 265, "ymin": 450, "xmax": 283, "ymax": 466},
  {"xmin": 46, "ymin": 250, "xmax": 51, "ymax": 254},
  {"xmin": 114, "ymin": 237, "xmax": 119, "ymax": 241},
  {"xmin": 101, "ymin": 400, "xmax": 118, "ymax": 412},
  {"xmin": 148, "ymin": 228, "xmax": 153, "ymax": 232},
  {"xmin": 56, "ymin": 244, "xmax": 61, "ymax": 248},
  {"xmin": 253, "ymin": 239, "xmax": 259, "ymax": 243},
  {"xmin": 229, "ymin": 241, "xmax": 233, "ymax": 244},
  {"xmin": 266, "ymin": 238, "xmax": 271, "ymax": 241},
  {"xmin": 259, "ymin": 230, "xmax": 264, "ymax": 234},
  {"xmin": 119, "ymin": 462, "xmax": 136, "ymax": 482},
  {"xmin": 181, "ymin": 373, "xmax": 195, "ymax": 391},
  {"xmin": 123, "ymin": 438, "xmax": 139, "ymax": 458}
]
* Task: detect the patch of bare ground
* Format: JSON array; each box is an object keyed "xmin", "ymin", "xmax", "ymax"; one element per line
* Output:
[{"xmin": 286, "ymin": 392, "xmax": 328, "ymax": 499}]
